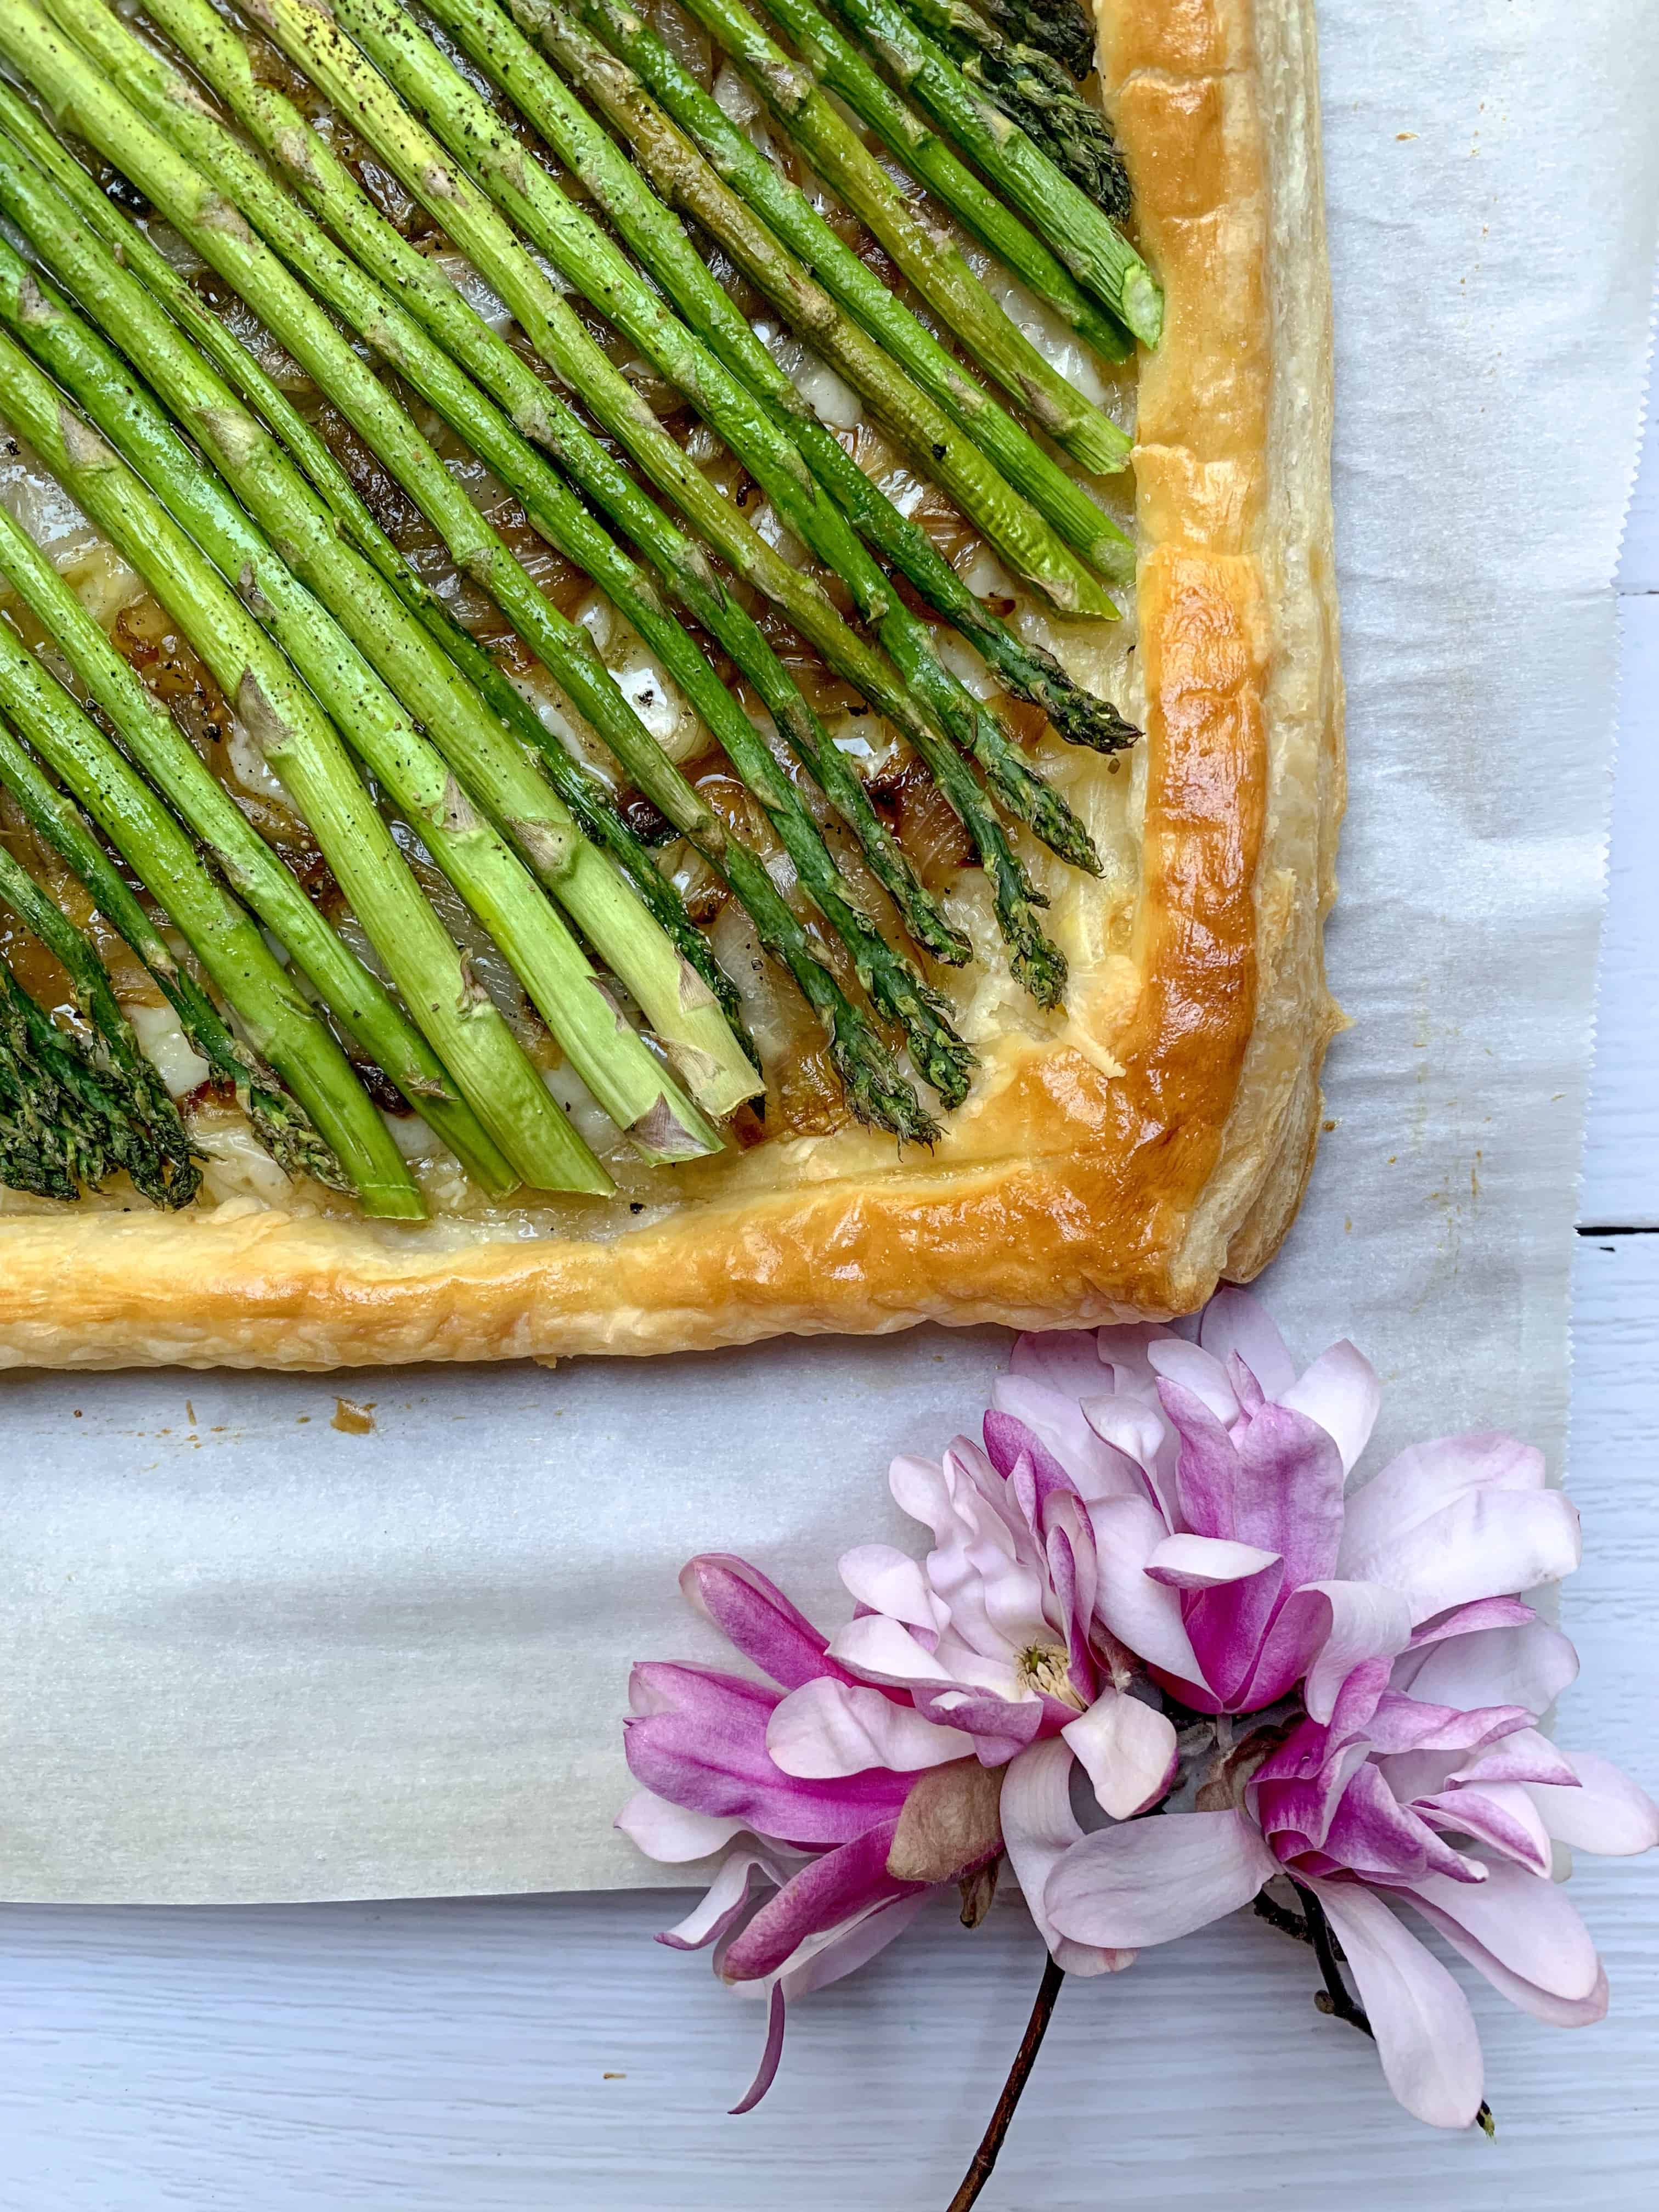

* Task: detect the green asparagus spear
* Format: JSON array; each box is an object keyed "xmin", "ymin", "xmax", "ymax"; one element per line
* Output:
[
  {"xmin": 0, "ymin": 497, "xmax": 505, "ymax": 1203},
  {"xmin": 0, "ymin": 341, "xmax": 600, "ymax": 1203},
  {"xmin": 0, "ymin": 75, "xmax": 744, "ymax": 1042},
  {"xmin": 0, "ymin": 838, "xmax": 201, "ymax": 1204},
  {"xmin": 634, "ymin": 0, "xmax": 1141, "ymax": 450},
  {"xmin": 436, "ymin": 0, "xmax": 1108, "ymax": 620},
  {"xmin": 326, "ymin": 0, "xmax": 1125, "ymax": 486},
  {"xmin": 0, "ymin": 189, "xmax": 742, "ymax": 1153},
  {"xmin": 387, "ymin": 0, "xmax": 1105, "ymax": 880},
  {"xmin": 778, "ymin": 0, "xmax": 1158, "ymax": 341},
  {"xmin": 29, "ymin": 4, "xmax": 932, "ymax": 1137},
  {"xmin": 484, "ymin": 1, "xmax": 1137, "ymax": 753},
  {"xmin": 885, "ymin": 0, "xmax": 1129, "ymax": 217},
  {"xmin": 238, "ymin": 0, "xmax": 1071, "ymax": 1001},
  {"xmin": 79, "ymin": 13, "xmax": 961, "ymax": 998},
  {"xmin": 968, "ymin": 0, "xmax": 1094, "ymax": 80},
  {"xmin": 577, "ymin": 0, "xmax": 1130, "ymax": 584},
  {"xmin": 0, "ymin": 718, "xmax": 346, "ymax": 1188},
  {"xmin": 31, "ymin": 8, "xmax": 975, "ymax": 1113},
  {"xmin": 0, "ymin": 267, "xmax": 718, "ymax": 1172},
  {"xmin": 33, "ymin": 9, "xmax": 957, "ymax": 1116},
  {"xmin": 0, "ymin": 945, "xmax": 166, "ymax": 1201}
]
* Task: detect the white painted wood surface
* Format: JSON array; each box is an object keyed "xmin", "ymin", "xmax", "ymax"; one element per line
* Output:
[{"xmin": 1, "ymin": 264, "xmax": 1654, "ymax": 2212}]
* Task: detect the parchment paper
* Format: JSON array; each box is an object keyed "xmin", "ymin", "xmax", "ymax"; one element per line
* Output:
[{"xmin": 2, "ymin": 0, "xmax": 1655, "ymax": 1904}]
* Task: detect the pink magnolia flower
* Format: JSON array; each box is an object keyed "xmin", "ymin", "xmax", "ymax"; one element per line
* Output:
[
  {"xmin": 1003, "ymin": 1289, "xmax": 1408, "ymax": 1719},
  {"xmin": 618, "ymin": 1554, "xmax": 1001, "ymax": 2109},
  {"xmin": 819, "ymin": 1417, "xmax": 1176, "ymax": 1971},
  {"xmin": 622, "ymin": 1289, "xmax": 1658, "ymax": 2135},
  {"xmin": 1032, "ymin": 1306, "xmax": 1659, "ymax": 2128}
]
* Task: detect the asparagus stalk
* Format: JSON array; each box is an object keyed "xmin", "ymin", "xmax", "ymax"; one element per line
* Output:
[
  {"xmin": 506, "ymin": 3, "xmax": 1136, "ymax": 755},
  {"xmin": 778, "ymin": 0, "xmax": 1158, "ymax": 342},
  {"xmin": 30, "ymin": 7, "xmax": 930, "ymax": 1137},
  {"xmin": 969, "ymin": 0, "xmax": 1094, "ymax": 80},
  {"xmin": 329, "ymin": 0, "xmax": 1127, "ymax": 479},
  {"xmin": 0, "ymin": 716, "xmax": 346, "ymax": 1188},
  {"xmin": 388, "ymin": 0, "xmax": 1107, "ymax": 876},
  {"xmin": 578, "ymin": 0, "xmax": 1131, "ymax": 585},
  {"xmin": 0, "ymin": 260, "xmax": 723, "ymax": 1170},
  {"xmin": 0, "ymin": 335, "xmax": 602, "ymax": 1206},
  {"xmin": 0, "ymin": 839, "xmax": 201, "ymax": 1205},
  {"xmin": 0, "ymin": 948, "xmax": 89, "ymax": 1201},
  {"xmin": 0, "ymin": 496, "xmax": 505, "ymax": 1204},
  {"xmin": 436, "ymin": 0, "xmax": 1109, "ymax": 623},
  {"xmin": 17, "ymin": 189, "xmax": 957, "ymax": 1122},
  {"xmin": 247, "ymin": 0, "xmax": 1073, "ymax": 1001},
  {"xmin": 96, "ymin": 14, "xmax": 962, "ymax": 987},
  {"xmin": 0, "ymin": 943, "xmax": 185, "ymax": 1203},
  {"xmin": 40, "ymin": 12, "xmax": 981, "ymax": 1092},
  {"xmin": 886, "ymin": 0, "xmax": 1129, "ymax": 217},
  {"xmin": 0, "ymin": 76, "xmax": 744, "ymax": 1042},
  {"xmin": 7, "ymin": 50, "xmax": 751, "ymax": 1142},
  {"xmin": 637, "ymin": 0, "xmax": 1140, "ymax": 454},
  {"xmin": 35, "ymin": 12, "xmax": 957, "ymax": 1118},
  {"xmin": 0, "ymin": 204, "xmax": 742, "ymax": 1156}
]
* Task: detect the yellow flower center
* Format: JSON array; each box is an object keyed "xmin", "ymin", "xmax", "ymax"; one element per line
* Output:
[{"xmin": 1019, "ymin": 1644, "xmax": 1083, "ymax": 1707}]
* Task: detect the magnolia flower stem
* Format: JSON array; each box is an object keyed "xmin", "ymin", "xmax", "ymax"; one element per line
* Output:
[
  {"xmin": 1291, "ymin": 1884, "xmax": 1496, "ymax": 2139},
  {"xmin": 945, "ymin": 1953, "xmax": 1065, "ymax": 2212}
]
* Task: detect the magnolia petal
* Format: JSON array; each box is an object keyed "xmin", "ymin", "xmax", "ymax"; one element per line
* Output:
[
  {"xmin": 730, "ymin": 1983, "xmax": 787, "ymax": 2114},
  {"xmin": 680, "ymin": 1555, "xmax": 848, "ymax": 1691},
  {"xmin": 1158, "ymin": 1383, "xmax": 1346, "ymax": 1596},
  {"xmin": 998, "ymin": 1740, "xmax": 1131, "ymax": 1976},
  {"xmin": 1407, "ymin": 1595, "xmax": 1537, "ymax": 1649},
  {"xmin": 1146, "ymin": 1532, "xmax": 1281, "ymax": 1591},
  {"xmin": 721, "ymin": 1821, "xmax": 919, "ymax": 1984},
  {"xmin": 1402, "ymin": 1895, "xmax": 1610, "ymax": 2029},
  {"xmin": 1403, "ymin": 1859, "xmax": 1602, "ymax": 2003},
  {"xmin": 1148, "ymin": 1338, "xmax": 1239, "ymax": 1424},
  {"xmin": 1062, "ymin": 1689, "xmax": 1179, "ymax": 1821},
  {"xmin": 1284, "ymin": 1582, "xmax": 1416, "ymax": 1724},
  {"xmin": 838, "ymin": 1542, "xmax": 949, "ymax": 1635},
  {"xmin": 991, "ymin": 1375, "xmax": 1149, "ymax": 1504},
  {"xmin": 766, "ymin": 1677, "xmax": 973, "ymax": 1779},
  {"xmin": 658, "ymin": 1843, "xmax": 788, "ymax": 1951},
  {"xmin": 1307, "ymin": 1880, "xmax": 1485, "ymax": 2129},
  {"xmin": 617, "ymin": 1788, "xmax": 747, "ymax": 1865},
  {"xmin": 1525, "ymin": 1750, "xmax": 1659, "ymax": 1855},
  {"xmin": 1009, "ymin": 1327, "xmax": 1111, "ymax": 1398},
  {"xmin": 1198, "ymin": 1288, "xmax": 1297, "ymax": 1401},
  {"xmin": 1392, "ymin": 1618, "xmax": 1580, "ymax": 1718},
  {"xmin": 1415, "ymin": 1782, "xmax": 1554, "ymax": 1875},
  {"xmin": 1344, "ymin": 1487, "xmax": 1581, "ymax": 1626},
  {"xmin": 1081, "ymin": 1396, "xmax": 1173, "ymax": 1493},
  {"xmin": 1088, "ymin": 1497, "xmax": 1204, "ymax": 1686},
  {"xmin": 912, "ymin": 1685, "xmax": 1043, "ymax": 1765},
  {"xmin": 1448, "ymin": 1727, "xmax": 1579, "ymax": 1791},
  {"xmin": 624, "ymin": 1664, "xmax": 911, "ymax": 1847},
  {"xmin": 888, "ymin": 1451, "xmax": 970, "ymax": 1555},
  {"xmin": 780, "ymin": 1889, "xmax": 931, "ymax": 2002},
  {"xmin": 1323, "ymin": 1762, "xmax": 1485, "ymax": 1886},
  {"xmin": 1342, "ymin": 1434, "xmax": 1547, "ymax": 1557},
  {"xmin": 1278, "ymin": 1341, "xmax": 1381, "ymax": 1475},
  {"xmin": 1045, "ymin": 1809, "xmax": 1276, "ymax": 1950},
  {"xmin": 829, "ymin": 1610, "xmax": 960, "ymax": 1689}
]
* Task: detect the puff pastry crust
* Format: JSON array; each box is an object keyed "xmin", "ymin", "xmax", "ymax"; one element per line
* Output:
[{"xmin": 0, "ymin": 0, "xmax": 1342, "ymax": 1370}]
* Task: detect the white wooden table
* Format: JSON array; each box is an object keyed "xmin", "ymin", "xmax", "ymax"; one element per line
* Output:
[{"xmin": 2, "ymin": 399, "xmax": 1654, "ymax": 2212}]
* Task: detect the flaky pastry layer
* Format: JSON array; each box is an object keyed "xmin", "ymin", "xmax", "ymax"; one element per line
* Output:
[{"xmin": 0, "ymin": 0, "xmax": 1342, "ymax": 1369}]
